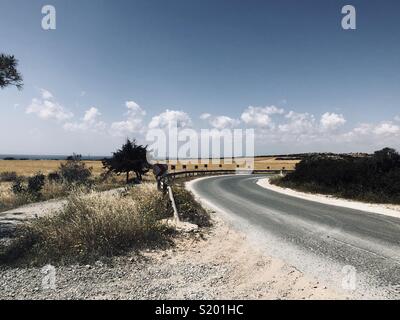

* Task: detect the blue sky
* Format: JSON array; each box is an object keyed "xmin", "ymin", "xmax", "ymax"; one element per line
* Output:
[{"xmin": 1, "ymin": 0, "xmax": 400, "ymax": 156}]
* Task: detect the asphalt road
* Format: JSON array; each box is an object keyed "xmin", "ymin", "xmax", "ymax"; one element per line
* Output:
[{"xmin": 190, "ymin": 174, "xmax": 400, "ymax": 298}]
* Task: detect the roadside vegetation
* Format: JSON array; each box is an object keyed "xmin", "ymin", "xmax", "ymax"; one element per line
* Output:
[
  {"xmin": 172, "ymin": 184, "xmax": 211, "ymax": 227},
  {"xmin": 272, "ymin": 147, "xmax": 400, "ymax": 204},
  {"xmin": 0, "ymin": 182, "xmax": 210, "ymax": 266},
  {"xmin": 0, "ymin": 138, "xmax": 212, "ymax": 266},
  {"xmin": 0, "ymin": 155, "xmax": 126, "ymax": 212}
]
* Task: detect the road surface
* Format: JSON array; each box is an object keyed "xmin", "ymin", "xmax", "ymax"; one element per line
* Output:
[{"xmin": 189, "ymin": 174, "xmax": 400, "ymax": 298}]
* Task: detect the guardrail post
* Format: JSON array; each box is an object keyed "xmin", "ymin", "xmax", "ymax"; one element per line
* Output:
[{"xmin": 167, "ymin": 186, "xmax": 180, "ymax": 222}]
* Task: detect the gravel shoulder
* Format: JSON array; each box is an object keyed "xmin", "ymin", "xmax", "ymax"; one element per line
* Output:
[
  {"xmin": 257, "ymin": 178, "xmax": 400, "ymax": 219},
  {"xmin": 1, "ymin": 180, "xmax": 348, "ymax": 300},
  {"xmin": 0, "ymin": 214, "xmax": 346, "ymax": 300}
]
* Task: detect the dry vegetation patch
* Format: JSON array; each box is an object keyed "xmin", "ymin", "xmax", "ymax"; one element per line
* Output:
[{"xmin": 0, "ymin": 183, "xmax": 210, "ymax": 266}]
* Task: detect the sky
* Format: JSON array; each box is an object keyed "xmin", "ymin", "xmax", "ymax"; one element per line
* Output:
[{"xmin": 0, "ymin": 0, "xmax": 400, "ymax": 156}]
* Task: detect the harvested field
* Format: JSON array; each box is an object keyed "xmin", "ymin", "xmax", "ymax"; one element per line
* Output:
[{"xmin": 0, "ymin": 160, "xmax": 105, "ymax": 177}]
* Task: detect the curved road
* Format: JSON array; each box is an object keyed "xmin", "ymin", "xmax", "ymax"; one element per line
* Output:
[{"xmin": 190, "ymin": 175, "xmax": 400, "ymax": 298}]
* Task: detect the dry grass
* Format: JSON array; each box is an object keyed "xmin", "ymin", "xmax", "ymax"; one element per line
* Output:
[
  {"xmin": 0, "ymin": 161, "xmax": 130, "ymax": 212},
  {"xmin": 0, "ymin": 182, "xmax": 212, "ymax": 265},
  {"xmin": 0, "ymin": 184, "xmax": 170, "ymax": 265},
  {"xmin": 0, "ymin": 182, "xmax": 17, "ymax": 211},
  {"xmin": 0, "ymin": 180, "xmax": 77, "ymax": 212},
  {"xmin": 172, "ymin": 185, "xmax": 211, "ymax": 227},
  {"xmin": 0, "ymin": 160, "xmax": 105, "ymax": 176}
]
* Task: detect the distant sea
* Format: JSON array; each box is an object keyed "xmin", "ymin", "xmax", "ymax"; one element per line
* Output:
[{"xmin": 0, "ymin": 154, "xmax": 108, "ymax": 160}]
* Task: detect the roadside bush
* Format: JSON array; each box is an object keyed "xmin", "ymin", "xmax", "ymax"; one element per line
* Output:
[
  {"xmin": 27, "ymin": 173, "xmax": 45, "ymax": 196},
  {"xmin": 47, "ymin": 172, "xmax": 62, "ymax": 183},
  {"xmin": 0, "ymin": 171, "xmax": 18, "ymax": 182},
  {"xmin": 11, "ymin": 173, "xmax": 45, "ymax": 200},
  {"xmin": 274, "ymin": 147, "xmax": 400, "ymax": 204},
  {"xmin": 0, "ymin": 185, "xmax": 170, "ymax": 265},
  {"xmin": 59, "ymin": 154, "xmax": 92, "ymax": 185},
  {"xmin": 11, "ymin": 177, "xmax": 25, "ymax": 195}
]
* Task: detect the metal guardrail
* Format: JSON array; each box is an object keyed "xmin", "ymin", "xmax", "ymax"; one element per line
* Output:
[
  {"xmin": 157, "ymin": 169, "xmax": 294, "ymax": 191},
  {"xmin": 158, "ymin": 169, "xmax": 295, "ymax": 217},
  {"xmin": 166, "ymin": 169, "xmax": 294, "ymax": 180}
]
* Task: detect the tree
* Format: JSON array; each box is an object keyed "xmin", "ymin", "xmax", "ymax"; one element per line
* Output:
[
  {"xmin": 373, "ymin": 147, "xmax": 400, "ymax": 173},
  {"xmin": 0, "ymin": 54, "xmax": 23, "ymax": 90},
  {"xmin": 103, "ymin": 139, "xmax": 151, "ymax": 183}
]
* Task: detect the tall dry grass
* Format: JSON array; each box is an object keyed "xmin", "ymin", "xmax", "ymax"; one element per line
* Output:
[
  {"xmin": 0, "ymin": 171, "xmax": 128, "ymax": 213},
  {"xmin": 0, "ymin": 180, "xmax": 68, "ymax": 212},
  {"xmin": 0, "ymin": 182, "xmax": 17, "ymax": 211},
  {"xmin": 0, "ymin": 184, "xmax": 171, "ymax": 265}
]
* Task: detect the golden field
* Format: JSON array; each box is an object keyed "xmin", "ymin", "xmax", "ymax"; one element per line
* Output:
[
  {"xmin": 0, "ymin": 160, "xmax": 105, "ymax": 176},
  {"xmin": 0, "ymin": 157, "xmax": 298, "ymax": 212},
  {"xmin": 0, "ymin": 157, "xmax": 298, "ymax": 177}
]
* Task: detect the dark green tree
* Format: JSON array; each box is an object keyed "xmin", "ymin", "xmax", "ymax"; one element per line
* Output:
[
  {"xmin": 0, "ymin": 54, "xmax": 23, "ymax": 90},
  {"xmin": 103, "ymin": 139, "xmax": 151, "ymax": 183}
]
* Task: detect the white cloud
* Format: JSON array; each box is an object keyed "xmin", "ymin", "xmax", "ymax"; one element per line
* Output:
[
  {"xmin": 320, "ymin": 112, "xmax": 346, "ymax": 131},
  {"xmin": 201, "ymin": 113, "xmax": 240, "ymax": 129},
  {"xmin": 26, "ymin": 90, "xmax": 73, "ymax": 121},
  {"xmin": 83, "ymin": 107, "xmax": 101, "ymax": 123},
  {"xmin": 373, "ymin": 122, "xmax": 400, "ymax": 136},
  {"xmin": 64, "ymin": 107, "xmax": 106, "ymax": 133},
  {"xmin": 110, "ymin": 101, "xmax": 146, "ymax": 137},
  {"xmin": 278, "ymin": 111, "xmax": 316, "ymax": 135},
  {"xmin": 209, "ymin": 115, "xmax": 240, "ymax": 129},
  {"xmin": 241, "ymin": 105, "xmax": 283, "ymax": 128},
  {"xmin": 148, "ymin": 109, "xmax": 192, "ymax": 129},
  {"xmin": 111, "ymin": 119, "xmax": 144, "ymax": 136},
  {"xmin": 394, "ymin": 115, "xmax": 400, "ymax": 122},
  {"xmin": 125, "ymin": 100, "xmax": 143, "ymax": 113},
  {"xmin": 40, "ymin": 88, "xmax": 53, "ymax": 100},
  {"xmin": 345, "ymin": 122, "xmax": 400, "ymax": 138},
  {"xmin": 200, "ymin": 113, "xmax": 211, "ymax": 120}
]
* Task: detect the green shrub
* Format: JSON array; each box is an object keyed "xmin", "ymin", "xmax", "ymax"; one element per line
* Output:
[
  {"xmin": 11, "ymin": 177, "xmax": 25, "ymax": 195},
  {"xmin": 27, "ymin": 173, "xmax": 45, "ymax": 195},
  {"xmin": 11, "ymin": 173, "xmax": 45, "ymax": 200},
  {"xmin": 275, "ymin": 147, "xmax": 400, "ymax": 204},
  {"xmin": 59, "ymin": 154, "xmax": 92, "ymax": 185}
]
